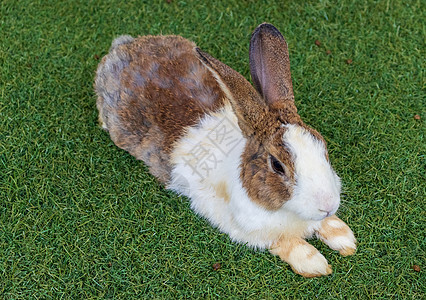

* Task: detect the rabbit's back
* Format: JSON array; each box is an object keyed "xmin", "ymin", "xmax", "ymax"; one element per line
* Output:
[{"xmin": 95, "ymin": 35, "xmax": 225, "ymax": 183}]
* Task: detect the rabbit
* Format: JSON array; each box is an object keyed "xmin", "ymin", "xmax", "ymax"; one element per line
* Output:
[{"xmin": 94, "ymin": 23, "xmax": 356, "ymax": 277}]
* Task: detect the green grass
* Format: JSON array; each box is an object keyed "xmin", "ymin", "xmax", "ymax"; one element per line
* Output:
[{"xmin": 0, "ymin": 0, "xmax": 424, "ymax": 298}]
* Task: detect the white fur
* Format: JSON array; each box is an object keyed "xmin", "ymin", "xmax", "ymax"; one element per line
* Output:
[
  {"xmin": 282, "ymin": 124, "xmax": 342, "ymax": 221},
  {"xmin": 168, "ymin": 103, "xmax": 324, "ymax": 248}
]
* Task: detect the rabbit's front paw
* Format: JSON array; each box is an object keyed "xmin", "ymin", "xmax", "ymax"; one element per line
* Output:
[
  {"xmin": 316, "ymin": 215, "xmax": 356, "ymax": 256},
  {"xmin": 270, "ymin": 238, "xmax": 332, "ymax": 277}
]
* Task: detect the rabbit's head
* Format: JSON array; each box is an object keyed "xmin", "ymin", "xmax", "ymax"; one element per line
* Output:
[{"xmin": 196, "ymin": 23, "xmax": 341, "ymax": 221}]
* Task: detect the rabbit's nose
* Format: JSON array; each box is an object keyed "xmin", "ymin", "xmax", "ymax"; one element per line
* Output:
[{"xmin": 318, "ymin": 199, "xmax": 339, "ymax": 217}]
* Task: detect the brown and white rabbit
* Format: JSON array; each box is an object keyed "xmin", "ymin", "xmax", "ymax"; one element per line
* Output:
[{"xmin": 95, "ymin": 23, "xmax": 356, "ymax": 277}]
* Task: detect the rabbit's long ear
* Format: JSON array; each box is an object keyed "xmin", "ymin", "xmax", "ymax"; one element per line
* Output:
[
  {"xmin": 249, "ymin": 23, "xmax": 295, "ymax": 107},
  {"xmin": 195, "ymin": 48, "xmax": 280, "ymax": 140}
]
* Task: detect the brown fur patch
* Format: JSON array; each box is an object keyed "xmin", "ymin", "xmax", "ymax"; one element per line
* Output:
[
  {"xmin": 215, "ymin": 181, "xmax": 230, "ymax": 203},
  {"xmin": 240, "ymin": 128, "xmax": 296, "ymax": 210},
  {"xmin": 95, "ymin": 35, "xmax": 225, "ymax": 184}
]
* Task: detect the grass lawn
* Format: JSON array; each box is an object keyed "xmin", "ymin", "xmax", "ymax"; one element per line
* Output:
[{"xmin": 1, "ymin": 0, "xmax": 424, "ymax": 298}]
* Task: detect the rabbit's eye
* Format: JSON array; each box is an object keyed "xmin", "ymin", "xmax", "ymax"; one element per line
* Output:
[{"xmin": 270, "ymin": 155, "xmax": 286, "ymax": 176}]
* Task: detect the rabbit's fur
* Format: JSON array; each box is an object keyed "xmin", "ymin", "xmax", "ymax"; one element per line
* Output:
[{"xmin": 95, "ymin": 23, "xmax": 356, "ymax": 277}]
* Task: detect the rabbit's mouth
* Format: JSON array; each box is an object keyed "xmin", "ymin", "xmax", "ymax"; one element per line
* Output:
[{"xmin": 284, "ymin": 191, "xmax": 341, "ymax": 221}]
